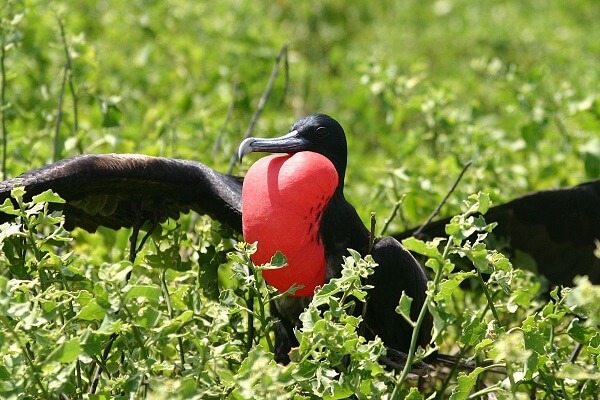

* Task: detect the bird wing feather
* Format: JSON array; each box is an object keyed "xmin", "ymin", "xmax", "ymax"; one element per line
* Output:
[
  {"xmin": 0, "ymin": 154, "xmax": 243, "ymax": 233},
  {"xmin": 393, "ymin": 179, "xmax": 600, "ymax": 285}
]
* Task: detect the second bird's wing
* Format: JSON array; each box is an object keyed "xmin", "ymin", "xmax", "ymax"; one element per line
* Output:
[{"xmin": 394, "ymin": 179, "xmax": 600, "ymax": 285}]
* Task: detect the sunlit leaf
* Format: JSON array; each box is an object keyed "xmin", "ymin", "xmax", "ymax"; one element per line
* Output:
[
  {"xmin": 47, "ymin": 338, "xmax": 81, "ymax": 363},
  {"xmin": 31, "ymin": 190, "xmax": 66, "ymax": 204}
]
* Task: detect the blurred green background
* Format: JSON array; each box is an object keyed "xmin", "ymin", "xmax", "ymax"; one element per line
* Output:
[{"xmin": 2, "ymin": 0, "xmax": 599, "ymax": 233}]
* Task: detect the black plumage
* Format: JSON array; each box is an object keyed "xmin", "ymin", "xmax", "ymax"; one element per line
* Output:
[
  {"xmin": 0, "ymin": 154, "xmax": 242, "ymax": 232},
  {"xmin": 394, "ymin": 179, "xmax": 600, "ymax": 285}
]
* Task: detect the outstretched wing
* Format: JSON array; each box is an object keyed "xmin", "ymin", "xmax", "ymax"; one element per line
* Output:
[
  {"xmin": 394, "ymin": 179, "xmax": 600, "ymax": 285},
  {"xmin": 0, "ymin": 154, "xmax": 243, "ymax": 233}
]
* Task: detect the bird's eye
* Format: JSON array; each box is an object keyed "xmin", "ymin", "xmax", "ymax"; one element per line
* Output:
[{"xmin": 315, "ymin": 126, "xmax": 328, "ymax": 139}]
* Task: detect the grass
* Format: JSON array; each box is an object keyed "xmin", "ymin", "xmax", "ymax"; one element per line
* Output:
[{"xmin": 0, "ymin": 0, "xmax": 599, "ymax": 398}]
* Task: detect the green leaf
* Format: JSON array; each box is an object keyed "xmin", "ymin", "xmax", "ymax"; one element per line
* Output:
[
  {"xmin": 557, "ymin": 364, "xmax": 600, "ymax": 380},
  {"xmin": 522, "ymin": 322, "xmax": 547, "ymax": 355},
  {"xmin": 80, "ymin": 329, "xmax": 109, "ymax": 357},
  {"xmin": 123, "ymin": 284, "xmax": 161, "ymax": 306},
  {"xmin": 406, "ymin": 387, "xmax": 425, "ymax": 400},
  {"xmin": 270, "ymin": 251, "xmax": 288, "ymax": 268},
  {"xmin": 395, "ymin": 292, "xmax": 415, "ymax": 325},
  {"xmin": 589, "ymin": 333, "xmax": 600, "ymax": 355},
  {"xmin": 77, "ymin": 300, "xmax": 106, "ymax": 321},
  {"xmin": 10, "ymin": 186, "xmax": 25, "ymax": 199},
  {"xmin": 459, "ymin": 315, "xmax": 487, "ymax": 346},
  {"xmin": 0, "ymin": 365, "xmax": 11, "ymax": 380},
  {"xmin": 198, "ymin": 246, "xmax": 225, "ymax": 301},
  {"xmin": 136, "ymin": 306, "xmax": 160, "ymax": 328},
  {"xmin": 31, "ymin": 189, "xmax": 66, "ymax": 204},
  {"xmin": 449, "ymin": 367, "xmax": 485, "ymax": 400},
  {"xmin": 566, "ymin": 276, "xmax": 600, "ymax": 326},
  {"xmin": 96, "ymin": 317, "xmax": 124, "ymax": 335},
  {"xmin": 0, "ymin": 198, "xmax": 19, "ymax": 215},
  {"xmin": 580, "ymin": 137, "xmax": 600, "ymax": 178},
  {"xmin": 465, "ymin": 192, "xmax": 491, "ymax": 215},
  {"xmin": 435, "ymin": 271, "xmax": 476, "ymax": 302},
  {"xmin": 477, "ymin": 192, "xmax": 491, "ymax": 214},
  {"xmin": 402, "ymin": 236, "xmax": 442, "ymax": 258},
  {"xmin": 47, "ymin": 338, "xmax": 81, "ymax": 363}
]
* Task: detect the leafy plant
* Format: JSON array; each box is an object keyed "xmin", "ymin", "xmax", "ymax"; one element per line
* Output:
[
  {"xmin": 1, "ymin": 0, "xmax": 599, "ymax": 398},
  {"xmin": 1, "ymin": 189, "xmax": 598, "ymax": 399}
]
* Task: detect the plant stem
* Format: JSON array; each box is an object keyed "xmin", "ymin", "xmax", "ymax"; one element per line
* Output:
[
  {"xmin": 53, "ymin": 48, "xmax": 68, "ymax": 162},
  {"xmin": 379, "ymin": 195, "xmax": 404, "ymax": 237},
  {"xmin": 246, "ymin": 289, "xmax": 255, "ymax": 355},
  {"xmin": 414, "ymin": 160, "xmax": 472, "ymax": 238},
  {"xmin": 54, "ymin": 14, "xmax": 79, "ymax": 161},
  {"xmin": 212, "ymin": 80, "xmax": 239, "ymax": 159},
  {"xmin": 368, "ymin": 212, "xmax": 376, "ymax": 254},
  {"xmin": 161, "ymin": 269, "xmax": 186, "ymax": 370},
  {"xmin": 0, "ymin": 315, "xmax": 50, "ymax": 397},
  {"xmin": 477, "ymin": 271, "xmax": 500, "ymax": 322},
  {"xmin": 0, "ymin": 29, "xmax": 7, "ymax": 180},
  {"xmin": 466, "ymin": 383, "xmax": 502, "ymax": 399},
  {"xmin": 396, "ymin": 237, "xmax": 453, "ymax": 386},
  {"xmin": 75, "ymin": 360, "xmax": 83, "ymax": 400},
  {"xmin": 247, "ymin": 255, "xmax": 274, "ymax": 352},
  {"xmin": 228, "ymin": 44, "xmax": 288, "ymax": 174}
]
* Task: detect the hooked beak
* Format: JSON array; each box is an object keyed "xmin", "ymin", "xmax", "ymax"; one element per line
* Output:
[{"xmin": 237, "ymin": 130, "xmax": 308, "ymax": 162}]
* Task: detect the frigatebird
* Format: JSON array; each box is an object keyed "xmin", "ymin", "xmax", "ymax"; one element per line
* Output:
[
  {"xmin": 236, "ymin": 114, "xmax": 431, "ymax": 361},
  {"xmin": 0, "ymin": 114, "xmax": 599, "ymax": 360}
]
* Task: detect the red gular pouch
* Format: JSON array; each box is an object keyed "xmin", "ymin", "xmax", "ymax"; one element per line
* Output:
[{"xmin": 242, "ymin": 152, "xmax": 339, "ymax": 297}]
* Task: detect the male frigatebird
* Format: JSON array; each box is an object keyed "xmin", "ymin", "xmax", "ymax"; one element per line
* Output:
[
  {"xmin": 0, "ymin": 114, "xmax": 599, "ymax": 361},
  {"xmin": 236, "ymin": 114, "xmax": 432, "ymax": 361}
]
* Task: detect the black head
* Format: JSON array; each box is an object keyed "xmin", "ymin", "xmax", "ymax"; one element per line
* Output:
[{"xmin": 238, "ymin": 114, "xmax": 348, "ymax": 184}]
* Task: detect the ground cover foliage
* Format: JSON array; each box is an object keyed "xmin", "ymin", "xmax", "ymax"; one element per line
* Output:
[{"xmin": 0, "ymin": 0, "xmax": 599, "ymax": 398}]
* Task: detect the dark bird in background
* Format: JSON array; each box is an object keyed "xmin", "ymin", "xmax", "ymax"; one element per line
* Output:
[
  {"xmin": 393, "ymin": 179, "xmax": 600, "ymax": 286},
  {"xmin": 0, "ymin": 114, "xmax": 599, "ymax": 361}
]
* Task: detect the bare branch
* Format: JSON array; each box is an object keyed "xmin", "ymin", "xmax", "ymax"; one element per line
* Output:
[
  {"xmin": 227, "ymin": 44, "xmax": 289, "ymax": 173},
  {"xmin": 414, "ymin": 160, "xmax": 472, "ymax": 238},
  {"xmin": 213, "ymin": 80, "xmax": 239, "ymax": 159}
]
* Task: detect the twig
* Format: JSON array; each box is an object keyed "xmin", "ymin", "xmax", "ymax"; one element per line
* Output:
[
  {"xmin": 569, "ymin": 343, "xmax": 583, "ymax": 363},
  {"xmin": 91, "ymin": 216, "xmax": 155, "ymax": 393},
  {"xmin": 394, "ymin": 235, "xmax": 454, "ymax": 388},
  {"xmin": 368, "ymin": 212, "xmax": 376, "ymax": 254},
  {"xmin": 128, "ymin": 219, "xmax": 143, "ymax": 264},
  {"xmin": 414, "ymin": 160, "xmax": 472, "ymax": 238},
  {"xmin": 477, "ymin": 270, "xmax": 500, "ymax": 322},
  {"xmin": 380, "ymin": 194, "xmax": 405, "ymax": 237},
  {"xmin": 227, "ymin": 44, "xmax": 289, "ymax": 174},
  {"xmin": 54, "ymin": 15, "xmax": 77, "ymax": 161},
  {"xmin": 58, "ymin": 17, "xmax": 79, "ymax": 144},
  {"xmin": 160, "ymin": 270, "xmax": 186, "ymax": 370},
  {"xmin": 279, "ymin": 46, "xmax": 289, "ymax": 106},
  {"xmin": 135, "ymin": 219, "xmax": 158, "ymax": 257},
  {"xmin": 90, "ymin": 334, "xmax": 116, "ymax": 394},
  {"xmin": 1, "ymin": 26, "xmax": 7, "ymax": 180},
  {"xmin": 212, "ymin": 80, "xmax": 239, "ymax": 159}
]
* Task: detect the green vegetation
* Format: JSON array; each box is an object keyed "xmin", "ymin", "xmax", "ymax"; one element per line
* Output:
[{"xmin": 1, "ymin": 0, "xmax": 599, "ymax": 398}]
